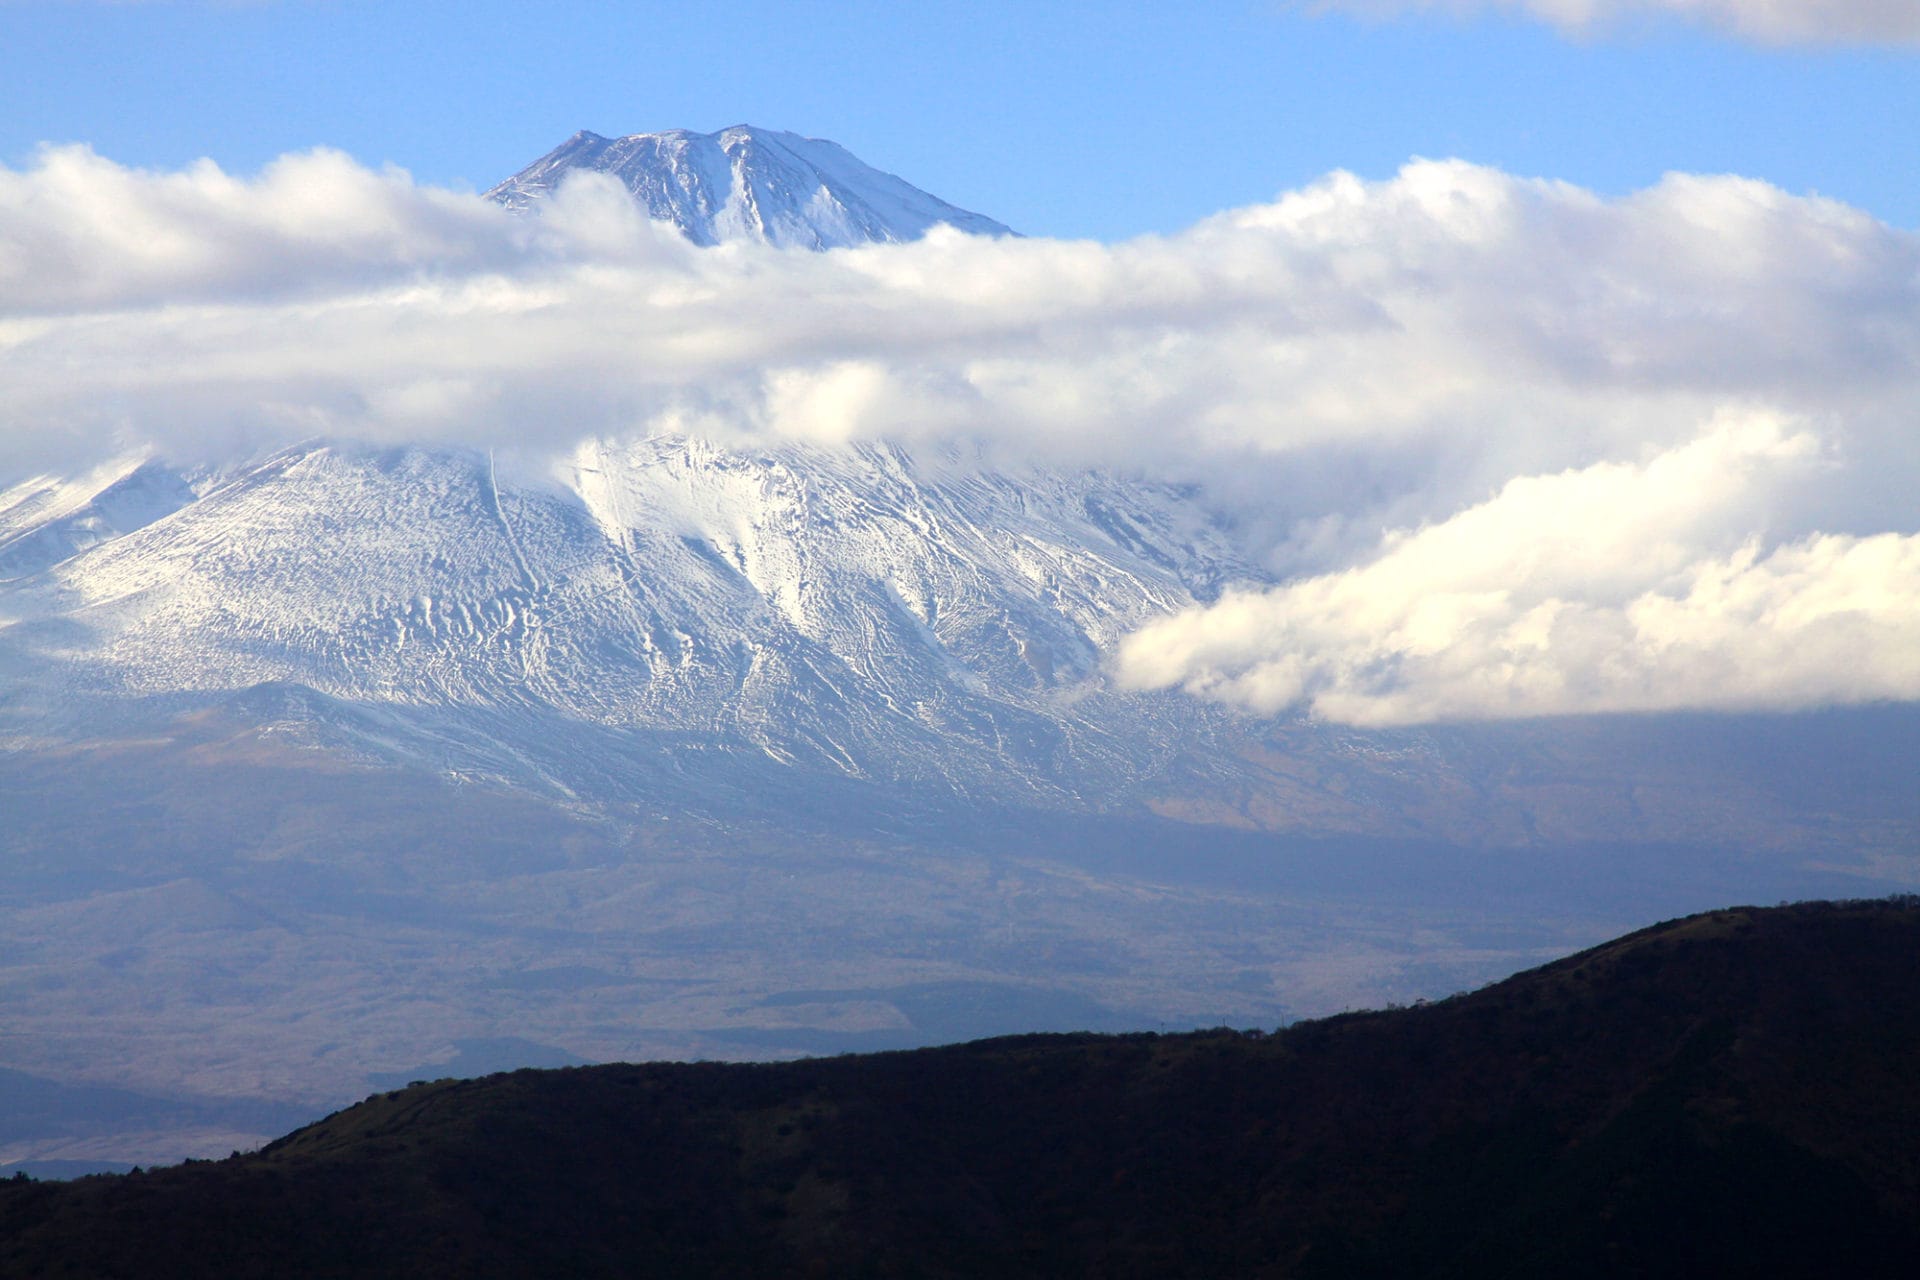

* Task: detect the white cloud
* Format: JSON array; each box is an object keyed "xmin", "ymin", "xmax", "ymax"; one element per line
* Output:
[
  {"xmin": 1302, "ymin": 0, "xmax": 1920, "ymax": 45},
  {"xmin": 1, "ymin": 146, "xmax": 1917, "ymax": 722},
  {"xmin": 1114, "ymin": 414, "xmax": 1920, "ymax": 722}
]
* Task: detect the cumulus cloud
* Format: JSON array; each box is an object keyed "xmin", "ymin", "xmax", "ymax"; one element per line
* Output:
[
  {"xmin": 2, "ymin": 145, "xmax": 1917, "ymax": 721},
  {"xmin": 1113, "ymin": 415, "xmax": 1920, "ymax": 722},
  {"xmin": 1302, "ymin": 1, "xmax": 1920, "ymax": 45}
]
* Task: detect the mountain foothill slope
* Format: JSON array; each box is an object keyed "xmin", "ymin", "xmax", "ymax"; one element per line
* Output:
[{"xmin": 3, "ymin": 900, "xmax": 1917, "ymax": 1278}]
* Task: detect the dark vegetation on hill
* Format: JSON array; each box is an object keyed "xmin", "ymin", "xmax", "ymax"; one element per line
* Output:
[{"xmin": 4, "ymin": 899, "xmax": 1918, "ymax": 1278}]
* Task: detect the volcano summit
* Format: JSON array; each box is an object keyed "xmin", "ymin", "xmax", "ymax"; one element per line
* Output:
[{"xmin": 485, "ymin": 124, "xmax": 1014, "ymax": 248}]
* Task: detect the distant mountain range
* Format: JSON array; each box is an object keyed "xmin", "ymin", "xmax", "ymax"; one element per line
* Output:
[
  {"xmin": 485, "ymin": 124, "xmax": 1014, "ymax": 248},
  {"xmin": 5, "ymin": 900, "xmax": 1916, "ymax": 1278}
]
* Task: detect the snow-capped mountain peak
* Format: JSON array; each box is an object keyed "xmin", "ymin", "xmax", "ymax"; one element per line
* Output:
[{"xmin": 485, "ymin": 124, "xmax": 1014, "ymax": 249}]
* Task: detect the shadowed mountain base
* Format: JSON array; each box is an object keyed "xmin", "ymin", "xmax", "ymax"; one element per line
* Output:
[{"xmin": 4, "ymin": 900, "xmax": 1918, "ymax": 1278}]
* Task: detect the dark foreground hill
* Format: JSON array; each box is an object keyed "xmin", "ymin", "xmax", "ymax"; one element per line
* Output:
[{"xmin": 5, "ymin": 900, "xmax": 1919, "ymax": 1278}]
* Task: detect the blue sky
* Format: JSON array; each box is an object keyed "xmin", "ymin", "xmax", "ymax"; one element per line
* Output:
[{"xmin": 1, "ymin": 0, "xmax": 1915, "ymax": 238}]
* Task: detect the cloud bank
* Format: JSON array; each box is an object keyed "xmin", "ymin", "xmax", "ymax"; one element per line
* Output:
[
  {"xmin": 1114, "ymin": 416, "xmax": 1920, "ymax": 723},
  {"xmin": 1304, "ymin": 1, "xmax": 1920, "ymax": 45},
  {"xmin": 2, "ymin": 145, "xmax": 1916, "ymax": 723}
]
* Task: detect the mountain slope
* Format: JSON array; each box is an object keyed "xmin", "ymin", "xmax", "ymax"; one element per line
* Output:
[
  {"xmin": 6, "ymin": 435, "xmax": 1914, "ymax": 855},
  {"xmin": 5, "ymin": 900, "xmax": 1916, "ymax": 1278},
  {"xmin": 0, "ymin": 437, "xmax": 1256, "ymax": 812},
  {"xmin": 485, "ymin": 125, "xmax": 1014, "ymax": 247},
  {"xmin": 0, "ymin": 458, "xmax": 196, "ymax": 581}
]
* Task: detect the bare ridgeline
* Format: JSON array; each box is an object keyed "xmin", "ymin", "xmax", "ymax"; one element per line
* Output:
[{"xmin": 3, "ymin": 901, "xmax": 1918, "ymax": 1277}]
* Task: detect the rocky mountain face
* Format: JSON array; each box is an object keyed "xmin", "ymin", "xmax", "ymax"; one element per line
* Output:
[{"xmin": 484, "ymin": 125, "xmax": 1013, "ymax": 247}]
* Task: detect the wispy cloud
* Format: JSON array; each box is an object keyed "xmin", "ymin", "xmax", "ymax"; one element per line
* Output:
[
  {"xmin": 2, "ymin": 146, "xmax": 1915, "ymax": 722},
  {"xmin": 1301, "ymin": 1, "xmax": 1920, "ymax": 46}
]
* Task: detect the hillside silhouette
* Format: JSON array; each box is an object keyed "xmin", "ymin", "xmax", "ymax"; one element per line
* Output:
[{"xmin": 5, "ymin": 899, "xmax": 1918, "ymax": 1277}]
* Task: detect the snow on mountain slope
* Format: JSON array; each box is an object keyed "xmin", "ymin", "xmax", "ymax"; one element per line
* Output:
[
  {"xmin": 485, "ymin": 126, "xmax": 1014, "ymax": 248},
  {"xmin": 0, "ymin": 457, "xmax": 199, "ymax": 581},
  {"xmin": 0, "ymin": 437, "xmax": 1252, "ymax": 808},
  {"xmin": 7, "ymin": 438, "xmax": 1912, "ymax": 858}
]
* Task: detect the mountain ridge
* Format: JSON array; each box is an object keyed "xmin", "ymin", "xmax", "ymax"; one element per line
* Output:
[{"xmin": 4, "ymin": 899, "xmax": 1916, "ymax": 1278}]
